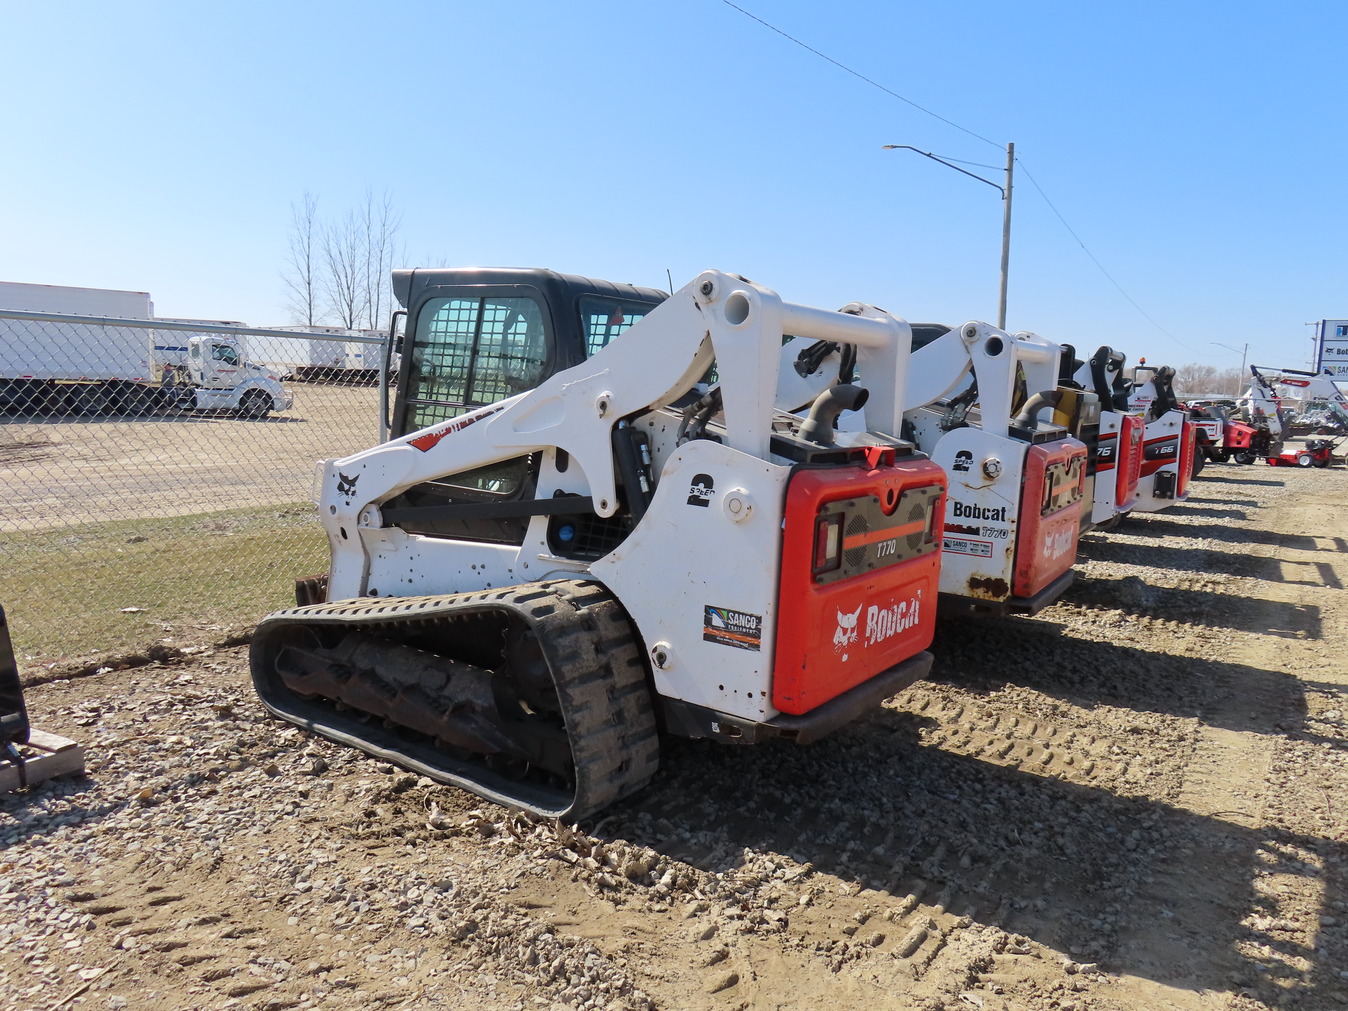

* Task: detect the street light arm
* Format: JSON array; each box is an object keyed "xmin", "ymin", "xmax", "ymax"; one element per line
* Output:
[{"xmin": 882, "ymin": 144, "xmax": 1005, "ymax": 197}]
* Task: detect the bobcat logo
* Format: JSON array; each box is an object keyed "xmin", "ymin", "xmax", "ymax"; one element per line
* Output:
[
  {"xmin": 336, "ymin": 471, "xmax": 359, "ymax": 499},
  {"xmin": 832, "ymin": 604, "xmax": 862, "ymax": 659}
]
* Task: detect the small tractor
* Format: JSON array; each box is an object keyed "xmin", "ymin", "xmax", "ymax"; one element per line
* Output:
[{"xmin": 1125, "ymin": 363, "xmax": 1198, "ymax": 509}]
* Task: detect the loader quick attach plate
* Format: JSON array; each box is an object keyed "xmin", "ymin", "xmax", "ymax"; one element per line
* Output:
[{"xmin": 249, "ymin": 580, "xmax": 659, "ymax": 820}]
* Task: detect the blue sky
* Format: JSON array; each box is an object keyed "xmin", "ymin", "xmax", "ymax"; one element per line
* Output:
[{"xmin": 2, "ymin": 0, "xmax": 1344, "ymax": 373}]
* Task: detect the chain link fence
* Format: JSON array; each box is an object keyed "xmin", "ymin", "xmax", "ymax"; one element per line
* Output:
[{"xmin": 0, "ymin": 309, "xmax": 393, "ymax": 670}]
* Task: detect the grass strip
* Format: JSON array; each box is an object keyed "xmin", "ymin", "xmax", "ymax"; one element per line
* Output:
[{"xmin": 0, "ymin": 503, "xmax": 327, "ymax": 667}]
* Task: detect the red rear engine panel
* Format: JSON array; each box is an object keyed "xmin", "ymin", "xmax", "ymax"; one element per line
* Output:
[
  {"xmin": 1012, "ymin": 439, "xmax": 1087, "ymax": 599},
  {"xmin": 773, "ymin": 456, "xmax": 946, "ymax": 716},
  {"xmin": 1117, "ymin": 415, "xmax": 1143, "ymax": 507},
  {"xmin": 1175, "ymin": 421, "xmax": 1197, "ymax": 498}
]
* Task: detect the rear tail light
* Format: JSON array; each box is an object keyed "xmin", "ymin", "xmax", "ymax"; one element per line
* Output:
[{"xmin": 813, "ymin": 513, "xmax": 843, "ymax": 575}]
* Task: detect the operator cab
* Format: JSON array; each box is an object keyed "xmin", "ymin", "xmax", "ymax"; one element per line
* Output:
[{"xmin": 385, "ymin": 267, "xmax": 669, "ymax": 547}]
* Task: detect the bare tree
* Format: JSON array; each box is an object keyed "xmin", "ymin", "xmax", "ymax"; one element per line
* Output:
[
  {"xmin": 283, "ymin": 190, "xmax": 405, "ymax": 331},
  {"xmin": 1173, "ymin": 363, "xmax": 1247, "ymax": 397},
  {"xmin": 282, "ymin": 193, "xmax": 321, "ymax": 326},
  {"xmin": 323, "ymin": 208, "xmax": 369, "ymax": 330},
  {"xmin": 360, "ymin": 189, "xmax": 403, "ymax": 332}
]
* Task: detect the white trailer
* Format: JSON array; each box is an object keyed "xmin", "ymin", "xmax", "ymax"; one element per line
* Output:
[
  {"xmin": 0, "ymin": 281, "xmax": 153, "ymax": 382},
  {"xmin": 0, "ymin": 281, "xmax": 292, "ymax": 417},
  {"xmin": 249, "ymin": 326, "xmax": 385, "ymax": 383}
]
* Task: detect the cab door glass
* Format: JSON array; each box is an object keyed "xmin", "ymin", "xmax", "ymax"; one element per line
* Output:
[
  {"xmin": 211, "ymin": 344, "xmax": 240, "ymax": 366},
  {"xmin": 406, "ymin": 296, "xmax": 546, "ymax": 431},
  {"xmin": 403, "ymin": 295, "xmax": 547, "ymax": 496}
]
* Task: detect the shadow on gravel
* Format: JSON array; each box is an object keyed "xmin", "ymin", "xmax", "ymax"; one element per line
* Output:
[
  {"xmin": 621, "ymin": 712, "xmax": 1345, "ymax": 1008},
  {"xmin": 1160, "ymin": 504, "xmax": 1250, "ymax": 520},
  {"xmin": 1207, "ymin": 476, "xmax": 1287, "ymax": 487},
  {"xmin": 1062, "ymin": 570, "xmax": 1320, "ymax": 636},
  {"xmin": 1076, "ymin": 536, "xmax": 1284, "ymax": 581},
  {"xmin": 1184, "ymin": 495, "xmax": 1261, "ymax": 507},
  {"xmin": 927, "ymin": 615, "xmax": 1308, "ymax": 730},
  {"xmin": 1120, "ymin": 515, "xmax": 1328, "ymax": 552},
  {"xmin": 0, "ymin": 775, "xmax": 123, "ymax": 845}
]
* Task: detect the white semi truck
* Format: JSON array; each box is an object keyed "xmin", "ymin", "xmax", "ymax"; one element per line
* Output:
[{"xmin": 0, "ymin": 281, "xmax": 293, "ymax": 417}]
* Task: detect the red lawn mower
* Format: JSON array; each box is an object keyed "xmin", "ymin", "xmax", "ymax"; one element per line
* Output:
[{"xmin": 1265, "ymin": 437, "xmax": 1340, "ymax": 468}]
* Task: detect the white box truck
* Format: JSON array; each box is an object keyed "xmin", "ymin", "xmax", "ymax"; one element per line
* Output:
[{"xmin": 0, "ymin": 281, "xmax": 292, "ymax": 418}]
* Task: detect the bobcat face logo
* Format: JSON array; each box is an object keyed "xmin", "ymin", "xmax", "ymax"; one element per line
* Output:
[
  {"xmin": 336, "ymin": 471, "xmax": 359, "ymax": 499},
  {"xmin": 832, "ymin": 604, "xmax": 862, "ymax": 656}
]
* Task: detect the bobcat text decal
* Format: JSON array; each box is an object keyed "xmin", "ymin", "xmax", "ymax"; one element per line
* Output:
[
  {"xmin": 407, "ymin": 404, "xmax": 506, "ymax": 453},
  {"xmin": 864, "ymin": 594, "xmax": 922, "ymax": 648},
  {"xmin": 950, "ymin": 501, "xmax": 1007, "ymax": 523},
  {"xmin": 832, "ymin": 594, "xmax": 922, "ymax": 661}
]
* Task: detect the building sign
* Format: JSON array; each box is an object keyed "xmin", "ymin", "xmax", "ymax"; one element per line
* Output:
[{"xmin": 1318, "ymin": 320, "xmax": 1348, "ymax": 378}]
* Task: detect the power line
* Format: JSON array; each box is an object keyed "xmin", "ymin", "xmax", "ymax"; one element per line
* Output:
[
  {"xmin": 1014, "ymin": 159, "xmax": 1197, "ymax": 352},
  {"xmin": 724, "ymin": 1, "xmax": 1191, "ymax": 355},
  {"xmin": 721, "ymin": 1, "xmax": 1002, "ymax": 150}
]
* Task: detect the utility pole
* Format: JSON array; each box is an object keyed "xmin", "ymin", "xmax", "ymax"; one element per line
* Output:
[
  {"xmin": 1212, "ymin": 341, "xmax": 1249, "ymax": 395},
  {"xmin": 884, "ymin": 142, "xmax": 1015, "ymax": 328},
  {"xmin": 997, "ymin": 142, "xmax": 1014, "ymax": 331}
]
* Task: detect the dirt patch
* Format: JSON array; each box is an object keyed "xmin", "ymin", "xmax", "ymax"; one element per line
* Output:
[{"xmin": 1, "ymin": 464, "xmax": 1346, "ymax": 1010}]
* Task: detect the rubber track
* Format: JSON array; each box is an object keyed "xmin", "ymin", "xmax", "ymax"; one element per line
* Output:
[{"xmin": 250, "ymin": 579, "xmax": 660, "ymax": 821}]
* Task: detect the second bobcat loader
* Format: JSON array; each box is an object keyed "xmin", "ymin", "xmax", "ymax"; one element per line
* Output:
[
  {"xmin": 781, "ymin": 320, "xmax": 1089, "ymax": 615},
  {"xmin": 1074, "ymin": 346, "xmax": 1142, "ymax": 530},
  {"xmin": 1126, "ymin": 363, "xmax": 1198, "ymax": 511},
  {"xmin": 250, "ymin": 269, "xmax": 948, "ymax": 820}
]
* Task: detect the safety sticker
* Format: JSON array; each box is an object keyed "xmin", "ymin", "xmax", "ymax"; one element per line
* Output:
[
  {"xmin": 942, "ymin": 535, "xmax": 994, "ymax": 558},
  {"xmin": 703, "ymin": 605, "xmax": 762, "ymax": 651}
]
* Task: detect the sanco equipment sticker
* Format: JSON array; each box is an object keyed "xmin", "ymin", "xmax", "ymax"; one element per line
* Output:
[
  {"xmin": 942, "ymin": 535, "xmax": 994, "ymax": 558},
  {"xmin": 703, "ymin": 606, "xmax": 763, "ymax": 651}
]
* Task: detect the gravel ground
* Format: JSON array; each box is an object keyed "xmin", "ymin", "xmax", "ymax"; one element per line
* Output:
[
  {"xmin": 2, "ymin": 462, "xmax": 1346, "ymax": 1011},
  {"xmin": 0, "ymin": 383, "xmax": 379, "ymax": 533}
]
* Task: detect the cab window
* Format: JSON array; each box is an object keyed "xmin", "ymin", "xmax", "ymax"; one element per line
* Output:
[
  {"xmin": 211, "ymin": 344, "xmax": 240, "ymax": 366},
  {"xmin": 579, "ymin": 296, "xmax": 659, "ymax": 357},
  {"xmin": 403, "ymin": 295, "xmax": 548, "ymax": 496}
]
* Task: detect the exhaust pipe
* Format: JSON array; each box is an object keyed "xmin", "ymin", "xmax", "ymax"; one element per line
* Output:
[
  {"xmin": 1012, "ymin": 390, "xmax": 1064, "ymax": 432},
  {"xmin": 799, "ymin": 384, "xmax": 869, "ymax": 447}
]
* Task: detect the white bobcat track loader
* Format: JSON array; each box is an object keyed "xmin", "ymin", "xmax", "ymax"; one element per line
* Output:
[
  {"xmin": 1126, "ymin": 363, "xmax": 1198, "ymax": 511},
  {"xmin": 250, "ymin": 269, "xmax": 949, "ymax": 820},
  {"xmin": 781, "ymin": 320, "xmax": 1089, "ymax": 615},
  {"xmin": 1073, "ymin": 346, "xmax": 1143, "ymax": 530}
]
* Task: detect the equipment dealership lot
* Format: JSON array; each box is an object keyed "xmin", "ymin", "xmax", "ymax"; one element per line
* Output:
[{"xmin": 2, "ymin": 459, "xmax": 1346, "ymax": 1010}]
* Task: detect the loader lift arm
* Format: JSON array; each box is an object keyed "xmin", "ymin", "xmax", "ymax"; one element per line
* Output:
[{"xmin": 1250, "ymin": 365, "xmax": 1348, "ymax": 428}]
